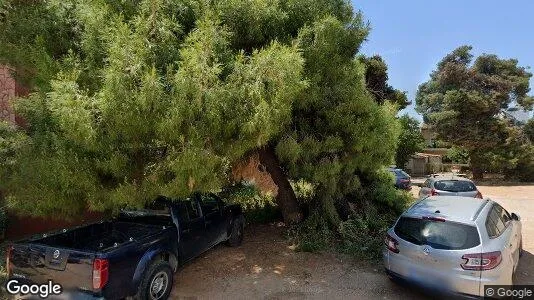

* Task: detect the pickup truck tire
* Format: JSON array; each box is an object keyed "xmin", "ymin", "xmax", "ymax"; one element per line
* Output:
[
  {"xmin": 135, "ymin": 260, "xmax": 174, "ymax": 300},
  {"xmin": 227, "ymin": 216, "xmax": 244, "ymax": 247}
]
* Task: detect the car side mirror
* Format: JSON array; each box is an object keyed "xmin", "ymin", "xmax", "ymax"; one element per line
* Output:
[{"xmin": 511, "ymin": 213, "xmax": 520, "ymax": 221}]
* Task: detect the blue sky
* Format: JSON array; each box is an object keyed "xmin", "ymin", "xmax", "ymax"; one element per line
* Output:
[{"xmin": 353, "ymin": 0, "xmax": 534, "ymax": 121}]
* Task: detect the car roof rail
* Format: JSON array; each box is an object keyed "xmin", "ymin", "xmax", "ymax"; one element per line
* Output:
[{"xmin": 471, "ymin": 199, "xmax": 490, "ymax": 221}]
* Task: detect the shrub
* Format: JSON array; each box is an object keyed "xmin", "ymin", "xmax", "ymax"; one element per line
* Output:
[
  {"xmin": 338, "ymin": 170, "xmax": 414, "ymax": 259},
  {"xmin": 288, "ymin": 210, "xmax": 336, "ymax": 252},
  {"xmin": 0, "ymin": 208, "xmax": 7, "ymax": 240},
  {"xmin": 220, "ymin": 182, "xmax": 275, "ymax": 210},
  {"xmin": 244, "ymin": 204, "xmax": 282, "ymax": 224},
  {"xmin": 338, "ymin": 204, "xmax": 399, "ymax": 260}
]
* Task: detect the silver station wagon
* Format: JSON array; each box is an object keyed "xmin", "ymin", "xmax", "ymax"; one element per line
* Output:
[
  {"xmin": 383, "ymin": 196, "xmax": 522, "ymax": 298},
  {"xmin": 418, "ymin": 174, "xmax": 483, "ymax": 200}
]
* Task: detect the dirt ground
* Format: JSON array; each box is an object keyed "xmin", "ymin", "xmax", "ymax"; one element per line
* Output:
[{"xmin": 171, "ymin": 184, "xmax": 534, "ymax": 299}]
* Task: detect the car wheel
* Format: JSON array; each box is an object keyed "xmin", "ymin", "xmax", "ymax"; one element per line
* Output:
[
  {"xmin": 227, "ymin": 216, "xmax": 244, "ymax": 247},
  {"xmin": 136, "ymin": 260, "xmax": 173, "ymax": 300}
]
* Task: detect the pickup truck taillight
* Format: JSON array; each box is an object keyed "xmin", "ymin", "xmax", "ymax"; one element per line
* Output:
[
  {"xmin": 93, "ymin": 258, "xmax": 109, "ymax": 289},
  {"xmin": 6, "ymin": 245, "xmax": 13, "ymax": 277}
]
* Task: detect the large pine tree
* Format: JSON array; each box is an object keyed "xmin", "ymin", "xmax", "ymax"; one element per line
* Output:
[
  {"xmin": 416, "ymin": 46, "xmax": 534, "ymax": 179},
  {"xmin": 1, "ymin": 0, "xmax": 400, "ymax": 225}
]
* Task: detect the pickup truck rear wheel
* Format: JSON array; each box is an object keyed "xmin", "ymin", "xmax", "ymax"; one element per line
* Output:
[
  {"xmin": 227, "ymin": 216, "xmax": 244, "ymax": 247},
  {"xmin": 136, "ymin": 260, "xmax": 173, "ymax": 300}
]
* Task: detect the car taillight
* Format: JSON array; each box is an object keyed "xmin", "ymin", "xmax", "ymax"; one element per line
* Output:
[
  {"xmin": 475, "ymin": 191, "xmax": 483, "ymax": 199},
  {"xmin": 93, "ymin": 258, "xmax": 109, "ymax": 289},
  {"xmin": 461, "ymin": 251, "xmax": 502, "ymax": 270},
  {"xmin": 430, "ymin": 189, "xmax": 438, "ymax": 196},
  {"xmin": 385, "ymin": 234, "xmax": 399, "ymax": 253},
  {"xmin": 6, "ymin": 245, "xmax": 13, "ymax": 277}
]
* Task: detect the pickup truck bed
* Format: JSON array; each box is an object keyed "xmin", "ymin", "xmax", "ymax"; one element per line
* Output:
[
  {"xmin": 37, "ymin": 221, "xmax": 163, "ymax": 251},
  {"xmin": 10, "ymin": 220, "xmax": 171, "ymax": 297}
]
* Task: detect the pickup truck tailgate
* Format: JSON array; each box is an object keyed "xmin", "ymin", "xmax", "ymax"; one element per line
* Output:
[{"xmin": 10, "ymin": 243, "xmax": 95, "ymax": 292}]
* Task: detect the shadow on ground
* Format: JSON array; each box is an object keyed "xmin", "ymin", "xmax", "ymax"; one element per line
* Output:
[{"xmin": 515, "ymin": 250, "xmax": 533, "ymax": 284}]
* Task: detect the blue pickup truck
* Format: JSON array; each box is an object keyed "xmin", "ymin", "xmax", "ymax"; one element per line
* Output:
[{"xmin": 6, "ymin": 193, "xmax": 244, "ymax": 299}]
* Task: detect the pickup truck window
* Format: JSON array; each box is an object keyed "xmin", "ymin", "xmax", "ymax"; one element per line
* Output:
[
  {"xmin": 146, "ymin": 200, "xmax": 171, "ymax": 215},
  {"xmin": 184, "ymin": 200, "xmax": 201, "ymax": 220},
  {"xmin": 200, "ymin": 194, "xmax": 220, "ymax": 215}
]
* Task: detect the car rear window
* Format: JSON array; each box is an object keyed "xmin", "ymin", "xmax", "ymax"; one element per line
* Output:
[
  {"xmin": 434, "ymin": 180, "xmax": 477, "ymax": 192},
  {"xmin": 395, "ymin": 170, "xmax": 410, "ymax": 178},
  {"xmin": 394, "ymin": 217, "xmax": 480, "ymax": 250}
]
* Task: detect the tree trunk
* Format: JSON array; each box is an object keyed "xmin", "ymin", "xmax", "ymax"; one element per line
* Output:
[
  {"xmin": 469, "ymin": 151, "xmax": 484, "ymax": 180},
  {"xmin": 257, "ymin": 146, "xmax": 303, "ymax": 225}
]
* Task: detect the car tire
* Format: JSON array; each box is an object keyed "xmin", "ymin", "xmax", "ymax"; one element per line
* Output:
[
  {"xmin": 227, "ymin": 216, "xmax": 244, "ymax": 247},
  {"xmin": 135, "ymin": 260, "xmax": 174, "ymax": 300}
]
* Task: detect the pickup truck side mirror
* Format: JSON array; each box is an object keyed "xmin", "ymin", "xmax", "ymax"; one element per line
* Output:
[{"xmin": 511, "ymin": 213, "xmax": 520, "ymax": 221}]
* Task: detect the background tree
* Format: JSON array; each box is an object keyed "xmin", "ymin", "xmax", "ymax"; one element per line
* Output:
[
  {"xmin": 360, "ymin": 55, "xmax": 410, "ymax": 110},
  {"xmin": 524, "ymin": 119, "xmax": 534, "ymax": 143},
  {"xmin": 444, "ymin": 146, "xmax": 470, "ymax": 164},
  {"xmin": 416, "ymin": 46, "xmax": 534, "ymax": 179},
  {"xmin": 395, "ymin": 115, "xmax": 424, "ymax": 168}
]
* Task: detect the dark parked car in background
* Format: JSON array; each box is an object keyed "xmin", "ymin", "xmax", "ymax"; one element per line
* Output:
[
  {"xmin": 6, "ymin": 193, "xmax": 244, "ymax": 300},
  {"xmin": 388, "ymin": 168, "xmax": 412, "ymax": 190}
]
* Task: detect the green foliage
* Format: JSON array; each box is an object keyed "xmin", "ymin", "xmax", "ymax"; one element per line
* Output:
[
  {"xmin": 276, "ymin": 16, "xmax": 400, "ymax": 227},
  {"xmin": 0, "ymin": 208, "xmax": 8, "ymax": 235},
  {"xmin": 337, "ymin": 169, "xmax": 412, "ymax": 259},
  {"xmin": 290, "ymin": 179, "xmax": 315, "ymax": 203},
  {"xmin": 524, "ymin": 119, "xmax": 534, "ymax": 143},
  {"xmin": 416, "ymin": 46, "xmax": 534, "ymax": 177},
  {"xmin": 339, "ymin": 209, "xmax": 394, "ymax": 260},
  {"xmin": 359, "ymin": 55, "xmax": 409, "ymax": 110},
  {"xmin": 289, "ymin": 210, "xmax": 336, "ymax": 252},
  {"xmin": 220, "ymin": 182, "xmax": 275, "ymax": 211},
  {"xmin": 510, "ymin": 145, "xmax": 534, "ymax": 182},
  {"xmin": 0, "ymin": 1, "xmax": 306, "ymax": 216},
  {"xmin": 291, "ymin": 170, "xmax": 412, "ymax": 256},
  {"xmin": 243, "ymin": 204, "xmax": 282, "ymax": 224},
  {"xmin": 444, "ymin": 146, "xmax": 470, "ymax": 164},
  {"xmin": 395, "ymin": 115, "xmax": 424, "ymax": 167},
  {"xmin": 360, "ymin": 169, "xmax": 413, "ymax": 212}
]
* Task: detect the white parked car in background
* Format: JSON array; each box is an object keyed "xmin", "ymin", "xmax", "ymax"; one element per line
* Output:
[{"xmin": 418, "ymin": 174, "xmax": 483, "ymax": 199}]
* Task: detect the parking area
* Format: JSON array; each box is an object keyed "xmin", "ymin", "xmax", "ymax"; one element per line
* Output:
[{"xmin": 171, "ymin": 184, "xmax": 534, "ymax": 299}]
